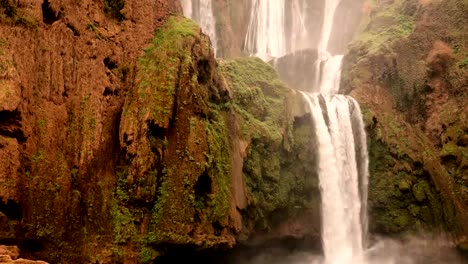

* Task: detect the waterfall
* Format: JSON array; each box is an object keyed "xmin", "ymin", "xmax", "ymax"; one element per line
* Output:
[
  {"xmin": 181, "ymin": 0, "xmax": 218, "ymax": 56},
  {"xmin": 241, "ymin": 0, "xmax": 369, "ymax": 261},
  {"xmin": 288, "ymin": 0, "xmax": 310, "ymax": 53},
  {"xmin": 244, "ymin": 0, "xmax": 317, "ymax": 60},
  {"xmin": 244, "ymin": 0, "xmax": 287, "ymax": 61},
  {"xmin": 300, "ymin": 0, "xmax": 369, "ymax": 263},
  {"xmin": 301, "ymin": 93, "xmax": 368, "ymax": 263},
  {"xmin": 314, "ymin": 0, "xmax": 343, "ymax": 90}
]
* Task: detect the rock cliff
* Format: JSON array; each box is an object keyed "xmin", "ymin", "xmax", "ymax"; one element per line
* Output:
[
  {"xmin": 342, "ymin": 0, "xmax": 467, "ymax": 247},
  {"xmin": 0, "ymin": 1, "xmax": 322, "ymax": 262}
]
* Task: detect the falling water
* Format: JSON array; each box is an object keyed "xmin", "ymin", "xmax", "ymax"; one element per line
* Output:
[
  {"xmin": 244, "ymin": 0, "xmax": 287, "ymax": 61},
  {"xmin": 313, "ymin": 0, "xmax": 343, "ymax": 91},
  {"xmin": 300, "ymin": 0, "xmax": 369, "ymax": 263},
  {"xmin": 317, "ymin": 0, "xmax": 341, "ymax": 56},
  {"xmin": 301, "ymin": 93, "xmax": 368, "ymax": 264},
  {"xmin": 181, "ymin": 0, "xmax": 218, "ymax": 55},
  {"xmin": 242, "ymin": 0, "xmax": 369, "ymax": 261},
  {"xmin": 288, "ymin": 0, "xmax": 310, "ymax": 53}
]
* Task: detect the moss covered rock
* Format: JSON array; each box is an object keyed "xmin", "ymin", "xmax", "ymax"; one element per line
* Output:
[
  {"xmin": 219, "ymin": 58, "xmax": 320, "ymax": 244},
  {"xmin": 115, "ymin": 16, "xmax": 320, "ymax": 260},
  {"xmin": 117, "ymin": 16, "xmax": 234, "ymax": 262},
  {"xmin": 342, "ymin": 0, "xmax": 468, "ymax": 238}
]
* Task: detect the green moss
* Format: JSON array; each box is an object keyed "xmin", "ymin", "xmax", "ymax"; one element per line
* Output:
[
  {"xmin": 351, "ymin": 0, "xmax": 415, "ymax": 55},
  {"xmin": 140, "ymin": 247, "xmax": 156, "ymax": 263},
  {"xmin": 219, "ymin": 58, "xmax": 288, "ymax": 142},
  {"xmin": 150, "ymin": 170, "xmax": 170, "ymax": 225},
  {"xmin": 219, "ymin": 58, "xmax": 320, "ymax": 232},
  {"xmin": 111, "ymin": 201, "xmax": 136, "ymax": 244},
  {"xmin": 363, "ymin": 105, "xmax": 447, "ymax": 234},
  {"xmin": 130, "ymin": 16, "xmax": 199, "ymax": 127},
  {"xmin": 412, "ymin": 182, "xmax": 427, "ymax": 202},
  {"xmin": 205, "ymin": 109, "xmax": 231, "ymax": 219},
  {"xmin": 398, "ymin": 179, "xmax": 412, "ymax": 191}
]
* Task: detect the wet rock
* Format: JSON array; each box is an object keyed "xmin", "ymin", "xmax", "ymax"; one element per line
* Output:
[{"xmin": 274, "ymin": 49, "xmax": 318, "ymax": 92}]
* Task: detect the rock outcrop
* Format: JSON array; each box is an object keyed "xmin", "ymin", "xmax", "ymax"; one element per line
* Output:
[
  {"xmin": 0, "ymin": 245, "xmax": 47, "ymax": 263},
  {"xmin": 342, "ymin": 0, "xmax": 468, "ymax": 243},
  {"xmin": 218, "ymin": 57, "xmax": 321, "ymax": 247},
  {"xmin": 0, "ymin": 1, "xmax": 322, "ymax": 262},
  {"xmin": 0, "ymin": 0, "xmax": 186, "ymax": 262}
]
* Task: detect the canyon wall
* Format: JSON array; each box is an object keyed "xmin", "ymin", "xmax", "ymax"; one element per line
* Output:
[
  {"xmin": 0, "ymin": 1, "xmax": 320, "ymax": 262},
  {"xmin": 0, "ymin": 0, "xmax": 466, "ymax": 262},
  {"xmin": 342, "ymin": 0, "xmax": 467, "ymax": 248}
]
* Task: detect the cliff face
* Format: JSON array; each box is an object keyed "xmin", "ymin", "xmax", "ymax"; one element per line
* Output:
[
  {"xmin": 218, "ymin": 58, "xmax": 321, "ymax": 247},
  {"xmin": 0, "ymin": 0, "xmax": 180, "ymax": 262},
  {"xmin": 342, "ymin": 0, "xmax": 467, "ymax": 244},
  {"xmin": 2, "ymin": 0, "xmax": 465, "ymax": 262},
  {"xmin": 0, "ymin": 1, "xmax": 322, "ymax": 262}
]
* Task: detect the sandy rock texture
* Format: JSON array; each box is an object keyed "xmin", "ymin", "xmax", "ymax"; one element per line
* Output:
[{"xmin": 0, "ymin": 0, "xmax": 179, "ymax": 262}]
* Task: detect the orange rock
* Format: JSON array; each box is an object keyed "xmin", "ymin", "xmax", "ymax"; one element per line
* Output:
[
  {"xmin": 0, "ymin": 255, "xmax": 13, "ymax": 263},
  {"xmin": 0, "ymin": 246, "xmax": 19, "ymax": 260}
]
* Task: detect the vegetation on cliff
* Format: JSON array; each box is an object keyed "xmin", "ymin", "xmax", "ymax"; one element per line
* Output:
[
  {"xmin": 117, "ymin": 16, "xmax": 234, "ymax": 262},
  {"xmin": 342, "ymin": 0, "xmax": 467, "ymax": 239},
  {"xmin": 219, "ymin": 58, "xmax": 321, "ymax": 242}
]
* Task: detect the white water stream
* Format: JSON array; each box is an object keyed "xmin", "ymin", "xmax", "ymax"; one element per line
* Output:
[
  {"xmin": 301, "ymin": 0, "xmax": 369, "ymax": 263},
  {"xmin": 181, "ymin": 0, "xmax": 218, "ymax": 56},
  {"xmin": 244, "ymin": 0, "xmax": 287, "ymax": 61},
  {"xmin": 243, "ymin": 0, "xmax": 369, "ymax": 262},
  {"xmin": 301, "ymin": 93, "xmax": 368, "ymax": 264}
]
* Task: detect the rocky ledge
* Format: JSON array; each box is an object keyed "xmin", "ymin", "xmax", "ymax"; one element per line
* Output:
[{"xmin": 0, "ymin": 246, "xmax": 47, "ymax": 264}]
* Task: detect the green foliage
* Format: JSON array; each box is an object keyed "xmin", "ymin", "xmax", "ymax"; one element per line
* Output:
[
  {"xmin": 103, "ymin": 0, "xmax": 125, "ymax": 21},
  {"xmin": 219, "ymin": 58, "xmax": 320, "ymax": 231},
  {"xmin": 140, "ymin": 247, "xmax": 153, "ymax": 263},
  {"xmin": 86, "ymin": 22, "xmax": 103, "ymax": 39},
  {"xmin": 458, "ymin": 58, "xmax": 468, "ymax": 68},
  {"xmin": 133, "ymin": 16, "xmax": 199, "ymax": 126},
  {"xmin": 204, "ymin": 109, "xmax": 231, "ymax": 219},
  {"xmin": 111, "ymin": 200, "xmax": 136, "ymax": 244}
]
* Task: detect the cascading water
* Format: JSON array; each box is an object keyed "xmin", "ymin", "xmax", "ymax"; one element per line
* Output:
[
  {"xmin": 181, "ymin": 0, "xmax": 218, "ymax": 55},
  {"xmin": 313, "ymin": 0, "xmax": 344, "ymax": 91},
  {"xmin": 301, "ymin": 0, "xmax": 369, "ymax": 263},
  {"xmin": 244, "ymin": 0, "xmax": 318, "ymax": 61},
  {"xmin": 301, "ymin": 93, "xmax": 368, "ymax": 264},
  {"xmin": 243, "ymin": 0, "xmax": 369, "ymax": 262},
  {"xmin": 244, "ymin": 0, "xmax": 287, "ymax": 61},
  {"xmin": 289, "ymin": 0, "xmax": 310, "ymax": 53}
]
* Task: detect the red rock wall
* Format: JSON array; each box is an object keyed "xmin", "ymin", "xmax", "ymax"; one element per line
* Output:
[{"xmin": 0, "ymin": 0, "xmax": 179, "ymax": 262}]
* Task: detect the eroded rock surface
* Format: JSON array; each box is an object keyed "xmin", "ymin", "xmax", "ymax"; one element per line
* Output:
[
  {"xmin": 342, "ymin": 0, "xmax": 468, "ymax": 239},
  {"xmin": 0, "ymin": 245, "xmax": 47, "ymax": 264}
]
